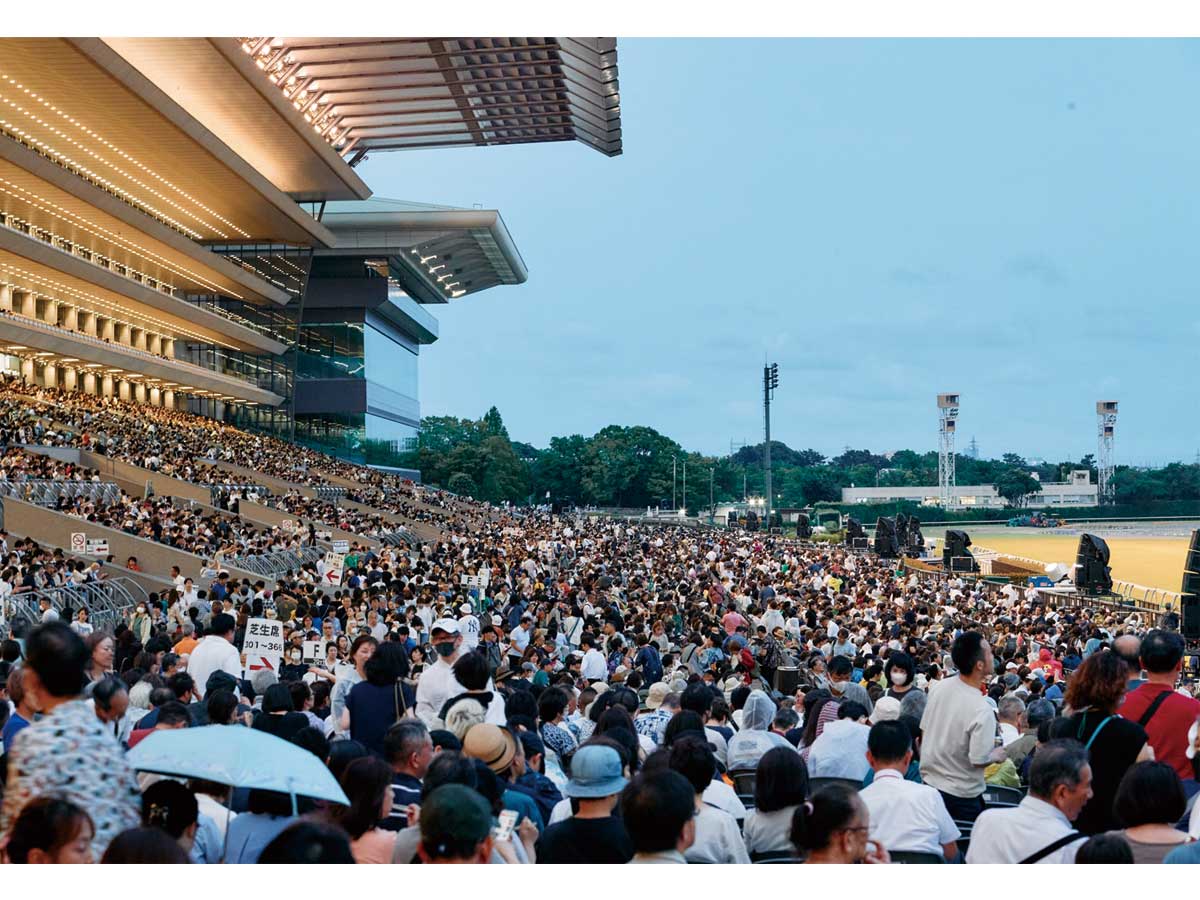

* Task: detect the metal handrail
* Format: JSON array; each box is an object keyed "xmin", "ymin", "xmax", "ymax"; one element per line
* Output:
[
  {"xmin": 4, "ymin": 576, "xmax": 145, "ymax": 636},
  {"xmin": 0, "ymin": 478, "xmax": 121, "ymax": 507},
  {"xmin": 223, "ymin": 544, "xmax": 324, "ymax": 580}
]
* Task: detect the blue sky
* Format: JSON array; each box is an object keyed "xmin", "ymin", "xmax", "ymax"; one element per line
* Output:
[{"xmin": 358, "ymin": 39, "xmax": 1200, "ymax": 466}]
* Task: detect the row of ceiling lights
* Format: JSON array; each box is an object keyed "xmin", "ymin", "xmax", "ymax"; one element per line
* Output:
[
  {"xmin": 3, "ymin": 344, "xmax": 246, "ymax": 403},
  {"xmin": 410, "ymin": 248, "xmax": 466, "ymax": 298},
  {"xmin": 0, "ymin": 176, "xmax": 244, "ymax": 299},
  {"xmin": 241, "ymin": 39, "xmax": 352, "ymax": 152},
  {"xmin": 0, "ymin": 72, "xmax": 250, "ymax": 240}
]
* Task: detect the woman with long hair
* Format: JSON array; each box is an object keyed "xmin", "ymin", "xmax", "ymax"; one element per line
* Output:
[
  {"xmin": 1049, "ymin": 650, "xmax": 1151, "ymax": 835},
  {"xmin": 332, "ymin": 756, "xmax": 400, "ymax": 864}
]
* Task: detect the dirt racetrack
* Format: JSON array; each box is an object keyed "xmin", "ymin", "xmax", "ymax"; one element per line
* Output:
[{"xmin": 969, "ymin": 529, "xmax": 1190, "ymax": 593}]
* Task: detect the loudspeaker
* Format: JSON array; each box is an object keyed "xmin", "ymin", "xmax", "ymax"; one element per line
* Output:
[
  {"xmin": 845, "ymin": 517, "xmax": 865, "ymax": 544},
  {"xmin": 894, "ymin": 513, "xmax": 910, "ymax": 548},
  {"xmin": 774, "ymin": 666, "xmax": 801, "ymax": 694},
  {"xmin": 745, "ymin": 512, "xmax": 759, "ymax": 531},
  {"xmin": 908, "ymin": 516, "xmax": 926, "ymax": 551},
  {"xmin": 1181, "ymin": 530, "xmax": 1200, "ymax": 640},
  {"xmin": 1074, "ymin": 533, "xmax": 1113, "ymax": 595},
  {"xmin": 874, "ymin": 517, "xmax": 900, "ymax": 558},
  {"xmin": 797, "ymin": 514, "xmax": 812, "ymax": 539},
  {"xmin": 943, "ymin": 530, "xmax": 978, "ymax": 572}
]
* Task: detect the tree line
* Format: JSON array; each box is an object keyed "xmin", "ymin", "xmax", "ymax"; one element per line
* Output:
[{"xmin": 396, "ymin": 407, "xmax": 1200, "ymax": 511}]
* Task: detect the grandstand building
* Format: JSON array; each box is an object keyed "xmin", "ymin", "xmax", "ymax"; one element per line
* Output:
[
  {"xmin": 0, "ymin": 37, "xmax": 619, "ymax": 460},
  {"xmin": 842, "ymin": 469, "xmax": 1099, "ymax": 508}
]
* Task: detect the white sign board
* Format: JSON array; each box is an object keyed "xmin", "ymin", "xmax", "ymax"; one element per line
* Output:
[
  {"xmin": 460, "ymin": 574, "xmax": 489, "ymax": 589},
  {"xmin": 70, "ymin": 533, "xmax": 86, "ymax": 554},
  {"xmin": 302, "ymin": 639, "xmax": 326, "ymax": 665},
  {"xmin": 86, "ymin": 539, "xmax": 109, "ymax": 556},
  {"xmin": 243, "ymin": 617, "xmax": 284, "ymax": 671},
  {"xmin": 332, "ymin": 539, "xmax": 350, "ymax": 554},
  {"xmin": 323, "ymin": 552, "xmax": 345, "ymax": 586}
]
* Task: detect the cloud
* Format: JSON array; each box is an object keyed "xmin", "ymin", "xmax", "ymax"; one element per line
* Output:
[{"xmin": 1004, "ymin": 254, "xmax": 1067, "ymax": 286}]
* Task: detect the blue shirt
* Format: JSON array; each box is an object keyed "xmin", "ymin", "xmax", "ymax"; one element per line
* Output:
[
  {"xmin": 1164, "ymin": 842, "xmax": 1200, "ymax": 864},
  {"xmin": 189, "ymin": 812, "xmax": 225, "ymax": 864},
  {"xmin": 224, "ymin": 812, "xmax": 295, "ymax": 864},
  {"xmin": 1, "ymin": 712, "xmax": 30, "ymax": 752}
]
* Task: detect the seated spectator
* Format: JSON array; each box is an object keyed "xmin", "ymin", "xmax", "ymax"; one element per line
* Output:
[
  {"xmin": 791, "ymin": 782, "xmax": 889, "ymax": 864},
  {"xmin": 5, "ymin": 797, "xmax": 95, "ymax": 864},
  {"xmin": 859, "ymin": 720, "xmax": 960, "ymax": 859},
  {"xmin": 808, "ymin": 700, "xmax": 871, "ymax": 780},
  {"xmin": 1107, "ymin": 761, "xmax": 1193, "ymax": 863},
  {"xmin": 417, "ymin": 784, "xmax": 494, "ymax": 864},
  {"xmin": 743, "ymin": 746, "xmax": 810, "ymax": 858},
  {"xmin": 966, "ymin": 739, "xmax": 1091, "ymax": 864},
  {"xmin": 535, "ymin": 744, "xmax": 632, "ymax": 863},
  {"xmin": 621, "ymin": 769, "xmax": 697, "ymax": 864}
]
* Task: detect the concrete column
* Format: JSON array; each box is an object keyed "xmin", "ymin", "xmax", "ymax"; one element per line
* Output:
[
  {"xmin": 149, "ymin": 386, "xmax": 160, "ymax": 407},
  {"xmin": 100, "ymin": 375, "xmax": 114, "ymax": 397},
  {"xmin": 132, "ymin": 328, "xmax": 147, "ymax": 351},
  {"xmin": 42, "ymin": 300, "xmax": 58, "ymax": 327},
  {"xmin": 62, "ymin": 367, "xmax": 78, "ymax": 391},
  {"xmin": 0, "ymin": 285, "xmax": 10, "ymax": 312},
  {"xmin": 61, "ymin": 305, "xmax": 78, "ymax": 331},
  {"xmin": 79, "ymin": 311, "xmax": 97, "ymax": 337},
  {"xmin": 133, "ymin": 382, "xmax": 146, "ymax": 403},
  {"xmin": 115, "ymin": 322, "xmax": 130, "ymax": 345},
  {"xmin": 163, "ymin": 338, "xmax": 175, "ymax": 359},
  {"xmin": 20, "ymin": 358, "xmax": 34, "ymax": 383},
  {"xmin": 164, "ymin": 389, "xmax": 175, "ymax": 408},
  {"xmin": 17, "ymin": 292, "xmax": 35, "ymax": 319},
  {"xmin": 82, "ymin": 371, "xmax": 97, "ymax": 394},
  {"xmin": 101, "ymin": 318, "xmax": 115, "ymax": 342},
  {"xmin": 148, "ymin": 333, "xmax": 162, "ymax": 355},
  {"xmin": 117, "ymin": 380, "xmax": 131, "ymax": 401},
  {"xmin": 42, "ymin": 363, "xmax": 56, "ymax": 388}
]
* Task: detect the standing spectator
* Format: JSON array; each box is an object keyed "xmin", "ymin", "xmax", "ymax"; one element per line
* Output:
[
  {"xmin": 920, "ymin": 632, "xmax": 1006, "ymax": 823},
  {"xmin": 0, "ymin": 623, "xmax": 140, "ymax": 856},
  {"xmin": 187, "ymin": 614, "xmax": 240, "ymax": 700},
  {"xmin": 1048, "ymin": 651, "xmax": 1151, "ymax": 834},
  {"xmin": 381, "ymin": 720, "xmax": 433, "ymax": 831},
  {"xmin": 1119, "ymin": 630, "xmax": 1200, "ymax": 797}
]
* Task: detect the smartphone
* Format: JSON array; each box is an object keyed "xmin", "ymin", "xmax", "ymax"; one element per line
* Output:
[{"xmin": 493, "ymin": 809, "xmax": 518, "ymax": 842}]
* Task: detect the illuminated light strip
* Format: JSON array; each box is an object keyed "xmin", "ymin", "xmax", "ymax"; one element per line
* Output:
[
  {"xmin": 0, "ymin": 177, "xmax": 243, "ymax": 298},
  {"xmin": 0, "ymin": 74, "xmax": 251, "ymax": 239},
  {"xmin": 0, "ymin": 263, "xmax": 236, "ymax": 349}
]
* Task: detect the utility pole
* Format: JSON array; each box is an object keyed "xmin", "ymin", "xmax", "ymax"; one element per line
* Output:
[
  {"xmin": 672, "ymin": 457, "xmax": 676, "ymax": 510},
  {"xmin": 764, "ymin": 362, "xmax": 779, "ymax": 529},
  {"xmin": 710, "ymin": 467, "xmax": 714, "ymax": 513},
  {"xmin": 683, "ymin": 460, "xmax": 687, "ymax": 517},
  {"xmin": 743, "ymin": 472, "xmax": 747, "ymax": 501}
]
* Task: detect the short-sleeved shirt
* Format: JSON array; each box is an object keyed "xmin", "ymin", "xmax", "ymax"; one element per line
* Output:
[
  {"xmin": 1119, "ymin": 683, "xmax": 1200, "ymax": 784},
  {"xmin": 536, "ymin": 816, "xmax": 634, "ymax": 864}
]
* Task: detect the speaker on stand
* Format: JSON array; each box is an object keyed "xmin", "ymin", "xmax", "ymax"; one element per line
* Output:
[{"xmin": 1181, "ymin": 529, "xmax": 1200, "ymax": 642}]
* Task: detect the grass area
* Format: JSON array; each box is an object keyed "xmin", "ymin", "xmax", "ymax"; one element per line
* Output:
[{"xmin": 969, "ymin": 531, "xmax": 1190, "ymax": 592}]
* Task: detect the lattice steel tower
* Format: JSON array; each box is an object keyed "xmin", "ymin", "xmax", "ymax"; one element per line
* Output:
[
  {"xmin": 937, "ymin": 394, "xmax": 960, "ymax": 508},
  {"xmin": 1097, "ymin": 401, "xmax": 1118, "ymax": 504}
]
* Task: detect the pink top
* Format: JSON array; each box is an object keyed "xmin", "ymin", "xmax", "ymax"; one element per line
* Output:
[{"xmin": 351, "ymin": 828, "xmax": 397, "ymax": 864}]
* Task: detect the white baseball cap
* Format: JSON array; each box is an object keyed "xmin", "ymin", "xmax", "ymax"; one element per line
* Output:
[
  {"xmin": 460, "ymin": 603, "xmax": 472, "ymax": 614},
  {"xmin": 431, "ymin": 618, "xmax": 461, "ymax": 636}
]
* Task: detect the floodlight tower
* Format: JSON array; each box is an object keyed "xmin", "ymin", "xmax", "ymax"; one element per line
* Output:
[
  {"xmin": 937, "ymin": 394, "xmax": 960, "ymax": 509},
  {"xmin": 763, "ymin": 363, "xmax": 779, "ymax": 528},
  {"xmin": 1097, "ymin": 401, "xmax": 1118, "ymax": 504}
]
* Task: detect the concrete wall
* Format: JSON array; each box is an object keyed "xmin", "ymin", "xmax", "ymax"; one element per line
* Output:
[{"xmin": 0, "ymin": 496, "xmax": 261, "ymax": 583}]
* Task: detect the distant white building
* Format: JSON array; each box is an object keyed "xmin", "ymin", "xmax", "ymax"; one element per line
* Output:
[{"xmin": 841, "ymin": 469, "xmax": 1097, "ymax": 508}]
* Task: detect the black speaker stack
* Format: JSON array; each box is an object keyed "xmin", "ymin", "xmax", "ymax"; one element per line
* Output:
[
  {"xmin": 1181, "ymin": 529, "xmax": 1200, "ymax": 642},
  {"xmin": 943, "ymin": 529, "xmax": 979, "ymax": 572},
  {"xmin": 1073, "ymin": 533, "xmax": 1113, "ymax": 595}
]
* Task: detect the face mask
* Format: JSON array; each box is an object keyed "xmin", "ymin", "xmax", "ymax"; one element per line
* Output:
[
  {"xmin": 434, "ymin": 641, "xmax": 456, "ymax": 658},
  {"xmin": 890, "ymin": 670, "xmax": 907, "ymax": 686},
  {"xmin": 136, "ymin": 607, "xmax": 145, "ymax": 615},
  {"xmin": 829, "ymin": 680, "xmax": 847, "ymax": 694}
]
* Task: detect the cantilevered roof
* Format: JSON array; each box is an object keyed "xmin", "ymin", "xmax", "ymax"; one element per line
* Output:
[
  {"xmin": 0, "ymin": 39, "xmax": 335, "ymax": 247},
  {"xmin": 100, "ymin": 38, "xmax": 371, "ymax": 204},
  {"xmin": 236, "ymin": 38, "xmax": 621, "ymax": 160},
  {"xmin": 317, "ymin": 198, "xmax": 527, "ymax": 303}
]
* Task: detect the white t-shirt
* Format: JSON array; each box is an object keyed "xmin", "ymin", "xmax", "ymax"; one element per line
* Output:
[{"xmin": 459, "ymin": 615, "xmax": 480, "ymax": 649}]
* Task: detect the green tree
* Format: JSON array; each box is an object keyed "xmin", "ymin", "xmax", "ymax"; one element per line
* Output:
[
  {"xmin": 993, "ymin": 468, "xmax": 1042, "ymax": 507},
  {"xmin": 478, "ymin": 435, "xmax": 528, "ymax": 503},
  {"xmin": 481, "ymin": 406, "xmax": 509, "ymax": 440},
  {"xmin": 1001, "ymin": 452, "xmax": 1028, "ymax": 468},
  {"xmin": 447, "ymin": 472, "xmax": 479, "ymax": 497}
]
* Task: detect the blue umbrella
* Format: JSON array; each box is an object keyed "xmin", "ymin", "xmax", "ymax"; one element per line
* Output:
[{"xmin": 127, "ymin": 725, "xmax": 348, "ymax": 807}]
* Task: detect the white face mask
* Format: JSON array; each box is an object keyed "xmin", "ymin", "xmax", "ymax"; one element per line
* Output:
[
  {"xmin": 829, "ymin": 679, "xmax": 847, "ymax": 694},
  {"xmin": 890, "ymin": 670, "xmax": 908, "ymax": 686}
]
